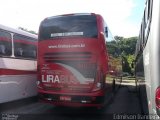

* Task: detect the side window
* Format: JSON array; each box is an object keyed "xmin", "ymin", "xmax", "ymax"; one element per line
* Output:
[
  {"xmin": 144, "ymin": 0, "xmax": 153, "ymax": 45},
  {"xmin": 13, "ymin": 34, "xmax": 37, "ymax": 59},
  {"xmin": 0, "ymin": 30, "xmax": 12, "ymax": 56},
  {"xmin": 104, "ymin": 26, "xmax": 114, "ymax": 42}
]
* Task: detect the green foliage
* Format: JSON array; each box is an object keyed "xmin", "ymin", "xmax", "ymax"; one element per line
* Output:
[
  {"xmin": 114, "ymin": 36, "xmax": 124, "ymax": 41},
  {"xmin": 106, "ymin": 41, "xmax": 120, "ymax": 57},
  {"xmin": 122, "ymin": 55, "xmax": 131, "ymax": 73},
  {"xmin": 18, "ymin": 27, "xmax": 37, "ymax": 35},
  {"xmin": 107, "ymin": 36, "xmax": 137, "ymax": 74},
  {"xmin": 118, "ymin": 36, "xmax": 137, "ymax": 55}
]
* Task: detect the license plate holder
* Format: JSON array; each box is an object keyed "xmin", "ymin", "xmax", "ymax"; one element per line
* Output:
[{"xmin": 60, "ymin": 96, "xmax": 71, "ymax": 101}]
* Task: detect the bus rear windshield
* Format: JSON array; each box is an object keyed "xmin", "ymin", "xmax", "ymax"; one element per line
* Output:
[{"xmin": 39, "ymin": 15, "xmax": 98, "ymax": 41}]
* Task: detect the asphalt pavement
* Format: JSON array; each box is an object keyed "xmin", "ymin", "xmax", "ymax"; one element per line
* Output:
[{"xmin": 0, "ymin": 84, "xmax": 142, "ymax": 120}]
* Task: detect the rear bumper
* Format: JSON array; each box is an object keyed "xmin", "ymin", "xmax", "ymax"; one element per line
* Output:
[{"xmin": 38, "ymin": 89, "xmax": 105, "ymax": 107}]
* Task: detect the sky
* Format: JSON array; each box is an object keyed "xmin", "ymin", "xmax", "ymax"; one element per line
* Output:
[{"xmin": 0, "ymin": 0, "xmax": 145, "ymax": 38}]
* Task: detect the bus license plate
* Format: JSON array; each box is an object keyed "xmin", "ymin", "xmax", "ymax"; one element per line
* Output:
[{"xmin": 60, "ymin": 96, "xmax": 71, "ymax": 101}]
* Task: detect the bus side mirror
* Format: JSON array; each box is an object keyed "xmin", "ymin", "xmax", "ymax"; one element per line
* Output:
[{"xmin": 105, "ymin": 27, "xmax": 108, "ymax": 38}]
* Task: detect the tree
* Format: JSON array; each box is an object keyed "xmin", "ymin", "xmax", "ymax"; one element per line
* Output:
[
  {"xmin": 122, "ymin": 56, "xmax": 131, "ymax": 73},
  {"xmin": 18, "ymin": 27, "xmax": 37, "ymax": 35},
  {"xmin": 106, "ymin": 41, "xmax": 120, "ymax": 57},
  {"xmin": 114, "ymin": 36, "xmax": 124, "ymax": 41},
  {"xmin": 106, "ymin": 36, "xmax": 138, "ymax": 74}
]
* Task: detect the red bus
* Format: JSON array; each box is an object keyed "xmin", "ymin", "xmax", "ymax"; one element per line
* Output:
[{"xmin": 37, "ymin": 13, "xmax": 115, "ymax": 107}]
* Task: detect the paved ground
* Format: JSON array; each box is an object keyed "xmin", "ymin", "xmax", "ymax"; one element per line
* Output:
[{"xmin": 0, "ymin": 83, "xmax": 143, "ymax": 120}]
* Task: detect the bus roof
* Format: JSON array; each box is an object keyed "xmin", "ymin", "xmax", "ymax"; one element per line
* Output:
[
  {"xmin": 0, "ymin": 24, "xmax": 37, "ymax": 39},
  {"xmin": 44, "ymin": 13, "xmax": 97, "ymax": 20}
]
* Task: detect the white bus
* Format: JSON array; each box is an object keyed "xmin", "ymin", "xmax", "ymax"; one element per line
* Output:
[
  {"xmin": 135, "ymin": 0, "xmax": 160, "ymax": 117},
  {"xmin": 0, "ymin": 24, "xmax": 37, "ymax": 103}
]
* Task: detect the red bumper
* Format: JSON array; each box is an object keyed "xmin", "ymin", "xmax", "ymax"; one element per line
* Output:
[{"xmin": 38, "ymin": 89, "xmax": 105, "ymax": 107}]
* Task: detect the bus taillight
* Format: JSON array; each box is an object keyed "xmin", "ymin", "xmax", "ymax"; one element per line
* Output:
[
  {"xmin": 92, "ymin": 82, "xmax": 102, "ymax": 91},
  {"xmin": 156, "ymin": 87, "xmax": 160, "ymax": 108},
  {"xmin": 92, "ymin": 72, "xmax": 103, "ymax": 91}
]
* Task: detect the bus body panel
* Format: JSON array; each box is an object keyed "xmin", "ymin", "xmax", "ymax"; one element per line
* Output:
[
  {"xmin": 146, "ymin": 0, "xmax": 160, "ymax": 115},
  {"xmin": 0, "ymin": 58, "xmax": 37, "ymax": 71},
  {"xmin": 135, "ymin": 0, "xmax": 160, "ymax": 117},
  {"xmin": 0, "ymin": 24, "xmax": 38, "ymax": 103},
  {"xmin": 0, "ymin": 74, "xmax": 37, "ymax": 103}
]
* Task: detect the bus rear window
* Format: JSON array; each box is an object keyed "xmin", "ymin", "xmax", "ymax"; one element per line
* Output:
[{"xmin": 39, "ymin": 15, "xmax": 98, "ymax": 40}]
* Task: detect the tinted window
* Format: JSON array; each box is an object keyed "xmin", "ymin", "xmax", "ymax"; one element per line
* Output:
[
  {"xmin": 0, "ymin": 30, "xmax": 12, "ymax": 56},
  {"xmin": 14, "ymin": 34, "xmax": 37, "ymax": 59},
  {"xmin": 39, "ymin": 15, "xmax": 98, "ymax": 40}
]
